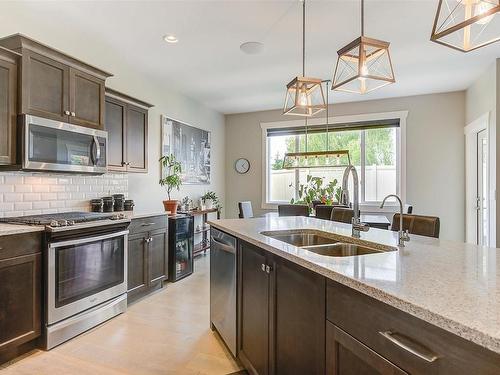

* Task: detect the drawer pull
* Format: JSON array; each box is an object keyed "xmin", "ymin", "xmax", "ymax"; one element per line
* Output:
[
  {"xmin": 141, "ymin": 222, "xmax": 156, "ymax": 226},
  {"xmin": 379, "ymin": 331, "xmax": 439, "ymax": 363}
]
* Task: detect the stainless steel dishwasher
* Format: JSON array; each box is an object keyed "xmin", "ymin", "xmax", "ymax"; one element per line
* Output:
[{"xmin": 210, "ymin": 227, "xmax": 237, "ymax": 356}]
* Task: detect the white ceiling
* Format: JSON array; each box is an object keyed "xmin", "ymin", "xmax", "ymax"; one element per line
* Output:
[{"xmin": 1, "ymin": 0, "xmax": 499, "ymax": 114}]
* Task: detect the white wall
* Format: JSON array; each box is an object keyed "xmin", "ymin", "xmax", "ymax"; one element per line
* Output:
[
  {"xmin": 0, "ymin": 4, "xmax": 225, "ymax": 216},
  {"xmin": 465, "ymin": 59, "xmax": 499, "ymax": 245},
  {"xmin": 225, "ymin": 91, "xmax": 466, "ymax": 241}
]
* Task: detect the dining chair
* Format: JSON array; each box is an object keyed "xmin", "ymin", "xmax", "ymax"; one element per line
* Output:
[
  {"xmin": 404, "ymin": 204, "xmax": 413, "ymax": 214},
  {"xmin": 330, "ymin": 207, "xmax": 354, "ymax": 224},
  {"xmin": 278, "ymin": 204, "xmax": 309, "ymax": 217},
  {"xmin": 315, "ymin": 205, "xmax": 334, "ymax": 220},
  {"xmin": 391, "ymin": 214, "xmax": 440, "ymax": 238},
  {"xmin": 238, "ymin": 201, "xmax": 254, "ymax": 218}
]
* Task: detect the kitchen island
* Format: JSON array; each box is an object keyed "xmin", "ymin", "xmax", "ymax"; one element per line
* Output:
[{"xmin": 209, "ymin": 216, "xmax": 500, "ymax": 375}]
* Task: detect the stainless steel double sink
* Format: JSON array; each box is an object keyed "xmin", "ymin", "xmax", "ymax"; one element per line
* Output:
[{"xmin": 261, "ymin": 230, "xmax": 395, "ymax": 257}]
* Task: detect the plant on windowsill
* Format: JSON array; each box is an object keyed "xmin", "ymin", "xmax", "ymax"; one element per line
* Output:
[
  {"xmin": 291, "ymin": 175, "xmax": 341, "ymax": 213},
  {"xmin": 159, "ymin": 154, "xmax": 182, "ymax": 214}
]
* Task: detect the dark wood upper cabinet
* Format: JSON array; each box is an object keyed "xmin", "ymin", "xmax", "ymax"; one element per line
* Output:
[
  {"xmin": 0, "ymin": 47, "xmax": 19, "ymax": 165},
  {"xmin": 105, "ymin": 88, "xmax": 153, "ymax": 173},
  {"xmin": 69, "ymin": 68, "xmax": 105, "ymax": 128},
  {"xmin": 0, "ymin": 34, "xmax": 112, "ymax": 129},
  {"xmin": 0, "ymin": 232, "xmax": 42, "ymax": 359}
]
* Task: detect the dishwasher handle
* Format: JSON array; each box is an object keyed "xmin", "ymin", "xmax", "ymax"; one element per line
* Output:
[{"xmin": 211, "ymin": 236, "xmax": 236, "ymax": 254}]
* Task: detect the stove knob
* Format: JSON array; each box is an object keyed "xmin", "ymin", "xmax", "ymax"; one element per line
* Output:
[
  {"xmin": 58, "ymin": 220, "xmax": 68, "ymax": 227},
  {"xmin": 50, "ymin": 220, "xmax": 59, "ymax": 227},
  {"xmin": 67, "ymin": 220, "xmax": 75, "ymax": 226}
]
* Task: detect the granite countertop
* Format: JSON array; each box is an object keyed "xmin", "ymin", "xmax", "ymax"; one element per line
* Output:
[
  {"xmin": 0, "ymin": 223, "xmax": 45, "ymax": 237},
  {"xmin": 208, "ymin": 216, "xmax": 500, "ymax": 355},
  {"xmin": 122, "ymin": 210, "xmax": 169, "ymax": 220}
]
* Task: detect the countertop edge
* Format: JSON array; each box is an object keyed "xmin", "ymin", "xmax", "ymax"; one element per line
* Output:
[
  {"xmin": 0, "ymin": 225, "xmax": 45, "ymax": 237},
  {"xmin": 209, "ymin": 221, "xmax": 500, "ymax": 355}
]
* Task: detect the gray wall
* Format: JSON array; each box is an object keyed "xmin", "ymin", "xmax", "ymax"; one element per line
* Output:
[
  {"xmin": 0, "ymin": 6, "xmax": 226, "ymax": 216},
  {"xmin": 225, "ymin": 91, "xmax": 466, "ymax": 241}
]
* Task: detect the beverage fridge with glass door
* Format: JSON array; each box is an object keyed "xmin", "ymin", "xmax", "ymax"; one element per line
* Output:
[{"xmin": 168, "ymin": 215, "xmax": 194, "ymax": 282}]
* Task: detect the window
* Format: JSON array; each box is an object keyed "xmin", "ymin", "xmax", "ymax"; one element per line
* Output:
[{"xmin": 264, "ymin": 116, "xmax": 403, "ymax": 207}]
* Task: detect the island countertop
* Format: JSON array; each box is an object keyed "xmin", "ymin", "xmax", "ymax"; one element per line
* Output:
[{"xmin": 208, "ymin": 216, "xmax": 500, "ymax": 355}]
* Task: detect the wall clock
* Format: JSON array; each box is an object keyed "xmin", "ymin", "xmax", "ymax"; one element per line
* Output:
[{"xmin": 235, "ymin": 158, "xmax": 250, "ymax": 174}]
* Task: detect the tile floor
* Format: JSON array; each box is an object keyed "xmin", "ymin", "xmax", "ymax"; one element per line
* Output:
[{"xmin": 0, "ymin": 254, "xmax": 242, "ymax": 375}]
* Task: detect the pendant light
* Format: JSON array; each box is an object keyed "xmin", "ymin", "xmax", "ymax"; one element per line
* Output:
[
  {"xmin": 283, "ymin": 0, "xmax": 326, "ymax": 117},
  {"xmin": 332, "ymin": 0, "xmax": 395, "ymax": 94},
  {"xmin": 431, "ymin": 0, "xmax": 499, "ymax": 52},
  {"xmin": 282, "ymin": 81, "xmax": 351, "ymax": 169}
]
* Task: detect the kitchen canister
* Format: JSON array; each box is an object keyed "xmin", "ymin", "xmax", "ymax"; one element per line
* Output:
[
  {"xmin": 90, "ymin": 199, "xmax": 104, "ymax": 213},
  {"xmin": 124, "ymin": 199, "xmax": 135, "ymax": 211},
  {"xmin": 102, "ymin": 196, "xmax": 114, "ymax": 213},
  {"xmin": 113, "ymin": 194, "xmax": 125, "ymax": 212}
]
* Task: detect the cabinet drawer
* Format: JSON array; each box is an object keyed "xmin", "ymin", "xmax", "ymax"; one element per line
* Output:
[
  {"xmin": 129, "ymin": 215, "xmax": 167, "ymax": 235},
  {"xmin": 327, "ymin": 281, "xmax": 500, "ymax": 375},
  {"xmin": 0, "ymin": 232, "xmax": 42, "ymax": 260}
]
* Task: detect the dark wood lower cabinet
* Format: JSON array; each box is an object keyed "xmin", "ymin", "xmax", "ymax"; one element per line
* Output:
[
  {"xmin": 239, "ymin": 242, "xmax": 270, "ymax": 375},
  {"xmin": 238, "ymin": 241, "xmax": 325, "ymax": 375},
  {"xmin": 127, "ymin": 216, "xmax": 168, "ymax": 304},
  {"xmin": 326, "ymin": 322, "xmax": 407, "ymax": 375},
  {"xmin": 0, "ymin": 232, "xmax": 42, "ymax": 365}
]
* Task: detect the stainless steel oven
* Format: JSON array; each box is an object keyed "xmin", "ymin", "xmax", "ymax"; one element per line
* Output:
[
  {"xmin": 46, "ymin": 229, "xmax": 128, "ymax": 348},
  {"xmin": 19, "ymin": 114, "xmax": 107, "ymax": 174}
]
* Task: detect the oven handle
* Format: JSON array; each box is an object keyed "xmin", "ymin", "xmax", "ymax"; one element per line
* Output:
[{"xmin": 49, "ymin": 230, "xmax": 129, "ymax": 249}]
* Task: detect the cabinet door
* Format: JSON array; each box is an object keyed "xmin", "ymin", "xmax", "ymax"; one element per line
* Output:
[
  {"xmin": 127, "ymin": 233, "xmax": 149, "ymax": 301},
  {"xmin": 148, "ymin": 229, "xmax": 168, "ymax": 284},
  {"xmin": 0, "ymin": 57, "xmax": 17, "ymax": 165},
  {"xmin": 239, "ymin": 242, "xmax": 270, "ymax": 375},
  {"xmin": 21, "ymin": 50, "xmax": 69, "ymax": 122},
  {"xmin": 0, "ymin": 253, "xmax": 41, "ymax": 351},
  {"xmin": 326, "ymin": 322, "xmax": 407, "ymax": 375},
  {"xmin": 125, "ymin": 104, "xmax": 148, "ymax": 172},
  {"xmin": 69, "ymin": 68, "xmax": 105, "ymax": 129},
  {"xmin": 105, "ymin": 96, "xmax": 127, "ymax": 171},
  {"xmin": 274, "ymin": 257, "xmax": 325, "ymax": 374}
]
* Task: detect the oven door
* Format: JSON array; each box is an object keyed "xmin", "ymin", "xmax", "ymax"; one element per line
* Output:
[
  {"xmin": 22, "ymin": 114, "xmax": 107, "ymax": 174},
  {"xmin": 47, "ymin": 230, "xmax": 128, "ymax": 325}
]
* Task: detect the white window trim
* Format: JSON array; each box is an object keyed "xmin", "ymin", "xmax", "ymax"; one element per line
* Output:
[{"xmin": 261, "ymin": 110, "xmax": 408, "ymax": 211}]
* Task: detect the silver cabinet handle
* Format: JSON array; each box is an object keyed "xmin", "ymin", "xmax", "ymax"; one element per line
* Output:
[
  {"xmin": 71, "ymin": 112, "xmax": 76, "ymax": 117},
  {"xmin": 261, "ymin": 263, "xmax": 266, "ymax": 272},
  {"xmin": 64, "ymin": 110, "xmax": 70, "ymax": 115},
  {"xmin": 141, "ymin": 222, "xmax": 156, "ymax": 227},
  {"xmin": 265, "ymin": 265, "xmax": 272, "ymax": 274},
  {"xmin": 379, "ymin": 331, "xmax": 439, "ymax": 363}
]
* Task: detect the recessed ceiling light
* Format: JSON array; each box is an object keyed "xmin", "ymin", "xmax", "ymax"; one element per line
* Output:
[
  {"xmin": 240, "ymin": 41, "xmax": 264, "ymax": 55},
  {"xmin": 163, "ymin": 34, "xmax": 178, "ymax": 44}
]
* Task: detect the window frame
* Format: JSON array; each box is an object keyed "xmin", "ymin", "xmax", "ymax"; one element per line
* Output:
[{"xmin": 261, "ymin": 111, "xmax": 408, "ymax": 212}]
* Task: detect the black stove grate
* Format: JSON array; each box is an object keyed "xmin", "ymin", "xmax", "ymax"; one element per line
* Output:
[{"xmin": 0, "ymin": 212, "xmax": 116, "ymax": 226}]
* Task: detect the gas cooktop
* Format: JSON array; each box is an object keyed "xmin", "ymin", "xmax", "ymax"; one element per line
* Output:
[{"xmin": 0, "ymin": 211, "xmax": 127, "ymax": 228}]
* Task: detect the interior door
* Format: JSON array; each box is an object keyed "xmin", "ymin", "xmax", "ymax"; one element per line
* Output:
[{"xmin": 476, "ymin": 129, "xmax": 488, "ymax": 246}]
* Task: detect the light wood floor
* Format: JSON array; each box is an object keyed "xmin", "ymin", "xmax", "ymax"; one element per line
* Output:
[{"xmin": 1, "ymin": 254, "xmax": 242, "ymax": 375}]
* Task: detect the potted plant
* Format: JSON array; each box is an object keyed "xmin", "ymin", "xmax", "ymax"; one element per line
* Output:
[
  {"xmin": 159, "ymin": 154, "xmax": 182, "ymax": 214},
  {"xmin": 201, "ymin": 191, "xmax": 219, "ymax": 210},
  {"xmin": 291, "ymin": 175, "xmax": 341, "ymax": 213}
]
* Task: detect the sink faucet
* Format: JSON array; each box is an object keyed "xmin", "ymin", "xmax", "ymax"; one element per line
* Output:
[
  {"xmin": 380, "ymin": 194, "xmax": 410, "ymax": 247},
  {"xmin": 341, "ymin": 165, "xmax": 369, "ymax": 238}
]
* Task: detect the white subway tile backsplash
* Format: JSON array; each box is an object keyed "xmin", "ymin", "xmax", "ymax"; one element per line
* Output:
[
  {"xmin": 4, "ymin": 193, "xmax": 23, "ymax": 202},
  {"xmin": 0, "ymin": 172, "xmax": 128, "ymax": 216}
]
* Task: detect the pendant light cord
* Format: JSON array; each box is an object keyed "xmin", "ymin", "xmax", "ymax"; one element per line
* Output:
[
  {"xmin": 361, "ymin": 0, "xmax": 364, "ymax": 36},
  {"xmin": 302, "ymin": 0, "xmax": 306, "ymax": 76}
]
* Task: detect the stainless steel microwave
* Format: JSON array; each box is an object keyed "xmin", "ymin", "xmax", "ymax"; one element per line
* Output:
[{"xmin": 17, "ymin": 114, "xmax": 108, "ymax": 174}]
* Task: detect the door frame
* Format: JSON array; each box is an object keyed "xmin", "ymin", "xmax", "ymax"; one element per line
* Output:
[{"xmin": 465, "ymin": 112, "xmax": 494, "ymax": 246}]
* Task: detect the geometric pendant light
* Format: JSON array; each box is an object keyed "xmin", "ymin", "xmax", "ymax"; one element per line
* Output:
[
  {"xmin": 430, "ymin": 0, "xmax": 500, "ymax": 52},
  {"xmin": 282, "ymin": 81, "xmax": 351, "ymax": 169},
  {"xmin": 332, "ymin": 0, "xmax": 395, "ymax": 94},
  {"xmin": 283, "ymin": 0, "xmax": 327, "ymax": 117}
]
